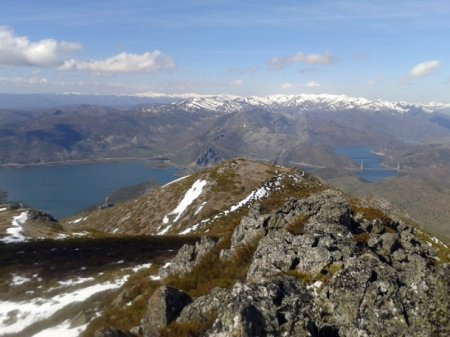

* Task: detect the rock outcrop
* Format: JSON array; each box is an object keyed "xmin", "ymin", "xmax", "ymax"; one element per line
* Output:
[{"xmin": 101, "ymin": 168, "xmax": 450, "ymax": 337}]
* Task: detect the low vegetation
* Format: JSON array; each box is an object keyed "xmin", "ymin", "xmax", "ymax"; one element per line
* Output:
[
  {"xmin": 166, "ymin": 238, "xmax": 258, "ymax": 298},
  {"xmin": 260, "ymin": 173, "xmax": 325, "ymax": 214},
  {"xmin": 159, "ymin": 310, "xmax": 217, "ymax": 337},
  {"xmin": 286, "ymin": 214, "xmax": 309, "ymax": 236}
]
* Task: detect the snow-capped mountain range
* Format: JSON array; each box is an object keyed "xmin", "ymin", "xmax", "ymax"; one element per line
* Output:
[{"xmin": 164, "ymin": 93, "xmax": 435, "ymax": 114}]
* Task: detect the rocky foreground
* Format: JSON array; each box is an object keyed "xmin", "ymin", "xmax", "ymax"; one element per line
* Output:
[{"xmin": 92, "ymin": 162, "xmax": 449, "ymax": 337}]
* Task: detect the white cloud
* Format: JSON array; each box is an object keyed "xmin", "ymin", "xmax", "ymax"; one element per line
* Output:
[
  {"xmin": 0, "ymin": 26, "xmax": 81, "ymax": 67},
  {"xmin": 281, "ymin": 82, "xmax": 294, "ymax": 90},
  {"xmin": 269, "ymin": 52, "xmax": 334, "ymax": 70},
  {"xmin": 306, "ymin": 81, "xmax": 320, "ymax": 88},
  {"xmin": 230, "ymin": 79, "xmax": 244, "ymax": 86},
  {"xmin": 407, "ymin": 60, "xmax": 440, "ymax": 79},
  {"xmin": 59, "ymin": 51, "xmax": 175, "ymax": 74}
]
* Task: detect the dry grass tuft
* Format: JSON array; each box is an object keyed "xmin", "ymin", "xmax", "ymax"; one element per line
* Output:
[{"xmin": 159, "ymin": 310, "xmax": 217, "ymax": 337}]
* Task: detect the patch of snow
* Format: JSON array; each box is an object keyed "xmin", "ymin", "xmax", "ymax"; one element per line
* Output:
[
  {"xmin": 1, "ymin": 211, "xmax": 28, "ymax": 243},
  {"xmin": 56, "ymin": 233, "xmax": 69, "ymax": 239},
  {"xmin": 11, "ymin": 275, "xmax": 32, "ymax": 286},
  {"xmin": 150, "ymin": 275, "xmax": 161, "ymax": 281},
  {"xmin": 162, "ymin": 175, "xmax": 190, "ymax": 188},
  {"xmin": 71, "ymin": 217, "xmax": 88, "ymax": 224},
  {"xmin": 0, "ymin": 207, "xmax": 7, "ymax": 212},
  {"xmin": 72, "ymin": 231, "xmax": 89, "ymax": 237},
  {"xmin": 31, "ymin": 320, "xmax": 89, "ymax": 337},
  {"xmin": 0, "ymin": 275, "xmax": 128, "ymax": 335},
  {"xmin": 57, "ymin": 276, "xmax": 95, "ymax": 287},
  {"xmin": 157, "ymin": 224, "xmax": 172, "ymax": 235},
  {"xmin": 430, "ymin": 236, "xmax": 448, "ymax": 249},
  {"xmin": 194, "ymin": 201, "xmax": 207, "ymax": 216},
  {"xmin": 229, "ymin": 185, "xmax": 269, "ymax": 212},
  {"xmin": 159, "ymin": 179, "xmax": 207, "ymax": 234},
  {"xmin": 131, "ymin": 262, "xmax": 152, "ymax": 273},
  {"xmin": 112, "ymin": 228, "xmax": 119, "ymax": 234},
  {"xmin": 162, "ymin": 262, "xmax": 172, "ymax": 269},
  {"xmin": 169, "ymin": 179, "xmax": 207, "ymax": 222},
  {"xmin": 179, "ymin": 223, "xmax": 200, "ymax": 235}
]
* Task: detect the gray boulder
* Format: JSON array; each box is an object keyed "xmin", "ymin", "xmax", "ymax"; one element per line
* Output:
[
  {"xmin": 141, "ymin": 286, "xmax": 192, "ymax": 337},
  {"xmin": 205, "ymin": 277, "xmax": 315, "ymax": 337},
  {"xmin": 159, "ymin": 236, "xmax": 216, "ymax": 278}
]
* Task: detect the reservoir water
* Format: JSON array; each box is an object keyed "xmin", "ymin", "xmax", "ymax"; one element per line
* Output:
[
  {"xmin": 334, "ymin": 147, "xmax": 397, "ymax": 183},
  {"xmin": 0, "ymin": 162, "xmax": 177, "ymax": 219}
]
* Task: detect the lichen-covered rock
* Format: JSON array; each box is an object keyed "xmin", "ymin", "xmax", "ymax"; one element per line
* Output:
[
  {"xmin": 230, "ymin": 205, "xmax": 270, "ymax": 251},
  {"xmin": 323, "ymin": 253, "xmax": 409, "ymax": 337},
  {"xmin": 205, "ymin": 277, "xmax": 315, "ymax": 337},
  {"xmin": 177, "ymin": 287, "xmax": 229, "ymax": 323},
  {"xmin": 293, "ymin": 189, "xmax": 352, "ymax": 226},
  {"xmin": 159, "ymin": 236, "xmax": 217, "ymax": 278},
  {"xmin": 141, "ymin": 286, "xmax": 192, "ymax": 337},
  {"xmin": 246, "ymin": 229, "xmax": 332, "ymax": 283}
]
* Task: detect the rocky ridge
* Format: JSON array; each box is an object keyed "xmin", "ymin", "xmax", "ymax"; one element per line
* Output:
[
  {"xmin": 1, "ymin": 160, "xmax": 449, "ymax": 337},
  {"xmin": 89, "ymin": 160, "xmax": 449, "ymax": 337}
]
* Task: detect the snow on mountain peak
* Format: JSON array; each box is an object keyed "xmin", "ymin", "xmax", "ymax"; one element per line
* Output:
[{"xmin": 173, "ymin": 93, "xmax": 421, "ymax": 114}]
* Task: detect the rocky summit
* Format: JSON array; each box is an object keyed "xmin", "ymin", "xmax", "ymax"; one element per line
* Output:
[
  {"xmin": 91, "ymin": 160, "xmax": 449, "ymax": 337},
  {"xmin": 1, "ymin": 159, "xmax": 449, "ymax": 337}
]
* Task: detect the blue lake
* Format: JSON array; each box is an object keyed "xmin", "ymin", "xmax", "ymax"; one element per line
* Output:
[
  {"xmin": 334, "ymin": 147, "xmax": 397, "ymax": 183},
  {"xmin": 0, "ymin": 162, "xmax": 177, "ymax": 219}
]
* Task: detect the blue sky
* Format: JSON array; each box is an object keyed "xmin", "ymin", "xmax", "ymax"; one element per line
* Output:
[{"xmin": 0, "ymin": 0, "xmax": 449, "ymax": 102}]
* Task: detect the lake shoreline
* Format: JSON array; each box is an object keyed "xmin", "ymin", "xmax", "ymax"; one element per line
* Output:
[
  {"xmin": 0, "ymin": 157, "xmax": 186, "ymax": 170},
  {"xmin": 0, "ymin": 162, "xmax": 179, "ymax": 219}
]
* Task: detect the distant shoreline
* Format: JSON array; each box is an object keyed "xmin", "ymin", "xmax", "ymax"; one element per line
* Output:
[{"xmin": 0, "ymin": 157, "xmax": 184, "ymax": 170}]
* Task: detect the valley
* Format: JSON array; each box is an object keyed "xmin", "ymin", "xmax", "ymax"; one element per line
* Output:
[{"xmin": 1, "ymin": 93, "xmax": 449, "ymax": 242}]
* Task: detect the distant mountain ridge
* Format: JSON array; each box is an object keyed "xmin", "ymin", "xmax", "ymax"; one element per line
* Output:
[
  {"xmin": 171, "ymin": 93, "xmax": 430, "ymax": 115},
  {"xmin": 1, "ymin": 92, "xmax": 450, "ymax": 167},
  {"xmin": 0, "ymin": 92, "xmax": 448, "ymax": 114}
]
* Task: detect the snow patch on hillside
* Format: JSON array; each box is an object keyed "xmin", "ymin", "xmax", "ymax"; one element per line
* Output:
[
  {"xmin": 1, "ymin": 211, "xmax": 28, "ymax": 243},
  {"xmin": 159, "ymin": 179, "xmax": 207, "ymax": 234},
  {"xmin": 31, "ymin": 319, "xmax": 89, "ymax": 337},
  {"xmin": 0, "ymin": 275, "xmax": 129, "ymax": 335}
]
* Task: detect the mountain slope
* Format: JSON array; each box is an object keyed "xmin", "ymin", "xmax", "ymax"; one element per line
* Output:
[
  {"xmin": 2, "ymin": 93, "xmax": 450, "ymax": 166},
  {"xmin": 2, "ymin": 159, "xmax": 447, "ymax": 336}
]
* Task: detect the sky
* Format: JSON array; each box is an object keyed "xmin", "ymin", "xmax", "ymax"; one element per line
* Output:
[{"xmin": 0, "ymin": 0, "xmax": 449, "ymax": 102}]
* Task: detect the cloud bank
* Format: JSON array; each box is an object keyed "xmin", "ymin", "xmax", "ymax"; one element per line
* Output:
[
  {"xmin": 268, "ymin": 52, "xmax": 334, "ymax": 70},
  {"xmin": 60, "ymin": 51, "xmax": 175, "ymax": 74},
  {"xmin": 0, "ymin": 26, "xmax": 81, "ymax": 67}
]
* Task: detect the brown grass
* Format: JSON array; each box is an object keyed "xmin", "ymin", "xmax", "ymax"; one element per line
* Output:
[
  {"xmin": 286, "ymin": 214, "xmax": 309, "ymax": 236},
  {"xmin": 159, "ymin": 310, "xmax": 217, "ymax": 337},
  {"xmin": 353, "ymin": 232, "xmax": 370, "ymax": 244},
  {"xmin": 350, "ymin": 201, "xmax": 392, "ymax": 225},
  {"xmin": 165, "ymin": 238, "xmax": 258, "ymax": 298},
  {"xmin": 259, "ymin": 175, "xmax": 325, "ymax": 214}
]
